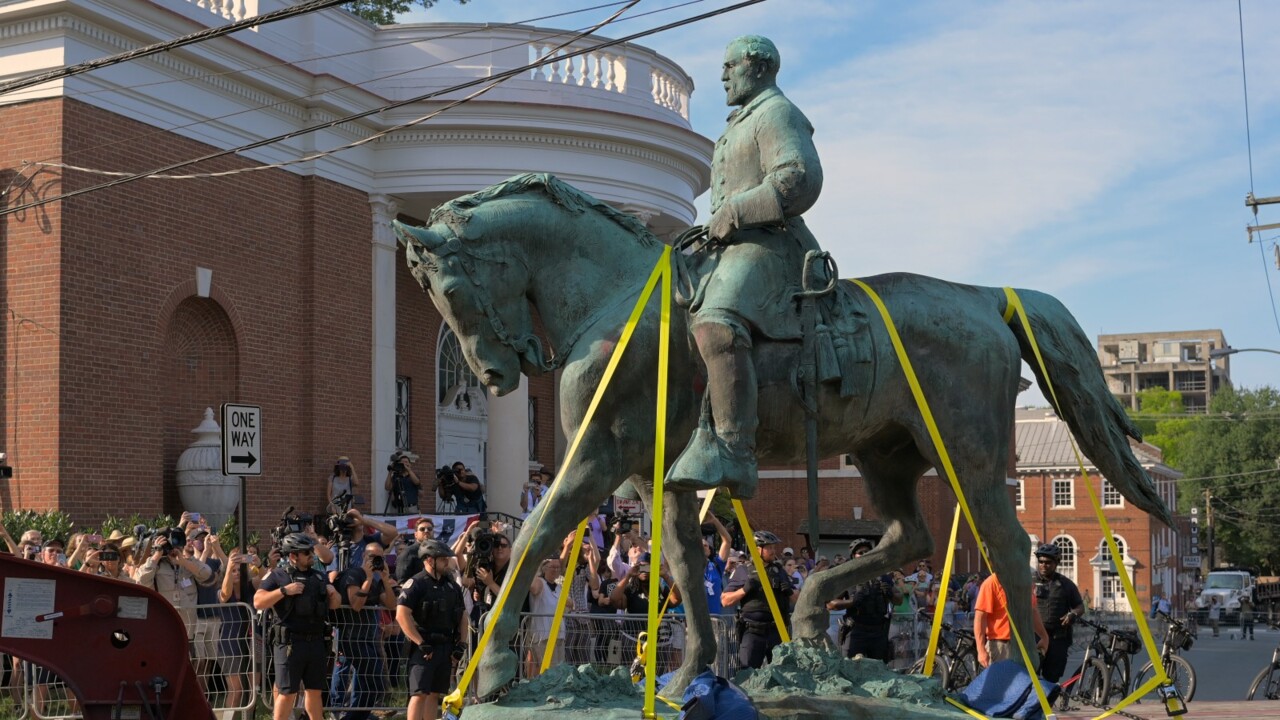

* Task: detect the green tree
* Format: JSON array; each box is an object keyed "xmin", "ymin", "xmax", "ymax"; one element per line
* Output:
[
  {"xmin": 1176, "ymin": 386, "xmax": 1280, "ymax": 572},
  {"xmin": 1129, "ymin": 387, "xmax": 1194, "ymax": 468},
  {"xmin": 345, "ymin": 0, "xmax": 469, "ymax": 25}
]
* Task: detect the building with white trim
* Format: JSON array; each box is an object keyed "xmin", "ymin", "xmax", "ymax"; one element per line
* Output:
[{"xmin": 0, "ymin": 0, "xmax": 711, "ymax": 531}]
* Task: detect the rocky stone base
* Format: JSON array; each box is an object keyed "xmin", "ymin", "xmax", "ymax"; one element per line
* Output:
[{"xmin": 461, "ymin": 643, "xmax": 967, "ymax": 719}]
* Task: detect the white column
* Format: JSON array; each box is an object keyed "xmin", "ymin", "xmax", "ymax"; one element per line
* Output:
[
  {"xmin": 370, "ymin": 194, "xmax": 399, "ymax": 514},
  {"xmin": 485, "ymin": 375, "xmax": 529, "ymax": 518}
]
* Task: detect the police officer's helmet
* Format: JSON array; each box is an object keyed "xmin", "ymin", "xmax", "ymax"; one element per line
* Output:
[
  {"xmin": 1034, "ymin": 543, "xmax": 1061, "ymax": 561},
  {"xmin": 753, "ymin": 530, "xmax": 782, "ymax": 547},
  {"xmin": 279, "ymin": 533, "xmax": 316, "ymax": 554},
  {"xmin": 849, "ymin": 537, "xmax": 876, "ymax": 554},
  {"xmin": 417, "ymin": 538, "xmax": 455, "ymax": 559}
]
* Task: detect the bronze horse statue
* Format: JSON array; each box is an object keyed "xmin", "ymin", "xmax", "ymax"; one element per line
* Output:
[{"xmin": 393, "ymin": 173, "xmax": 1172, "ymax": 698}]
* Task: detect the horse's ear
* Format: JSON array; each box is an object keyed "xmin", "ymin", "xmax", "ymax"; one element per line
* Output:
[{"xmin": 393, "ymin": 220, "xmax": 440, "ymax": 251}]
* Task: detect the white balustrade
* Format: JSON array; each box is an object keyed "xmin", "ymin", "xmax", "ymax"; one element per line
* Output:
[
  {"xmin": 650, "ymin": 67, "xmax": 689, "ymax": 120},
  {"xmin": 528, "ymin": 42, "xmax": 627, "ymax": 93},
  {"xmin": 191, "ymin": 0, "xmax": 256, "ymax": 23}
]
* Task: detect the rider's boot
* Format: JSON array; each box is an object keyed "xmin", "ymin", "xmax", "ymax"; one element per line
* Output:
[{"xmin": 667, "ymin": 322, "xmax": 759, "ymax": 498}]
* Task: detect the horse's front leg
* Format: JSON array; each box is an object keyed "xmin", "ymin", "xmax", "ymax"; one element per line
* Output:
[
  {"xmin": 653, "ymin": 488, "xmax": 717, "ymax": 695},
  {"xmin": 475, "ymin": 452, "xmax": 617, "ymax": 699}
]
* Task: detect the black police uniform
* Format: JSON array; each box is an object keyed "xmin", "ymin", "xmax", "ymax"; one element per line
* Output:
[
  {"xmin": 396, "ymin": 542, "xmax": 425, "ymax": 582},
  {"xmin": 839, "ymin": 580, "xmax": 894, "ymax": 662},
  {"xmin": 260, "ymin": 563, "xmax": 333, "ymax": 694},
  {"xmin": 398, "ymin": 570, "xmax": 465, "ymax": 696},
  {"xmin": 1034, "ymin": 571, "xmax": 1083, "ymax": 682},
  {"xmin": 726, "ymin": 560, "xmax": 792, "ymax": 669}
]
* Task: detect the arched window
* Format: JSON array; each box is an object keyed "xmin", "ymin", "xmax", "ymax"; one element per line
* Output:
[
  {"xmin": 437, "ymin": 327, "xmax": 481, "ymax": 405},
  {"xmin": 1098, "ymin": 536, "xmax": 1127, "ymax": 565},
  {"xmin": 1052, "ymin": 535, "xmax": 1077, "ymax": 583}
]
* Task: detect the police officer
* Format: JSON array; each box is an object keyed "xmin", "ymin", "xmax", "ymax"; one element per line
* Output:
[
  {"xmin": 1032, "ymin": 543, "xmax": 1084, "ymax": 683},
  {"xmin": 253, "ymin": 533, "xmax": 342, "ymax": 720},
  {"xmin": 722, "ymin": 530, "xmax": 797, "ymax": 669},
  {"xmin": 829, "ymin": 538, "xmax": 901, "ymax": 662},
  {"xmin": 396, "ymin": 539, "xmax": 466, "ymax": 720}
]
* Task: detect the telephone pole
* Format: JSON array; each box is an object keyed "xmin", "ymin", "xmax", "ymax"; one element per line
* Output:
[{"xmin": 1204, "ymin": 488, "xmax": 1214, "ymax": 570}]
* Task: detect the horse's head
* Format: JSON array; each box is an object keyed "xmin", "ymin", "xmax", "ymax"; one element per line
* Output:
[{"xmin": 393, "ymin": 218, "xmax": 545, "ymax": 396}]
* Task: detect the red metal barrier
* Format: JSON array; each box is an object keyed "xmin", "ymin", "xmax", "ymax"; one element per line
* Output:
[{"xmin": 0, "ymin": 554, "xmax": 212, "ymax": 720}]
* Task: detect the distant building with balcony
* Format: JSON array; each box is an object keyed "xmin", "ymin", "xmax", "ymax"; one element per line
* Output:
[
  {"xmin": 1097, "ymin": 330, "xmax": 1231, "ymax": 413},
  {"xmin": 0, "ymin": 0, "xmax": 711, "ymax": 532}
]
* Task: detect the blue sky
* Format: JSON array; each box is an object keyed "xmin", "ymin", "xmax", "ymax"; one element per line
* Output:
[{"xmin": 407, "ymin": 0, "xmax": 1280, "ymax": 404}]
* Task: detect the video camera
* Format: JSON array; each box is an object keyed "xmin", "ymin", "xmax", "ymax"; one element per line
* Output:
[
  {"xmin": 134, "ymin": 524, "xmax": 186, "ymax": 556},
  {"xmin": 388, "ymin": 450, "xmax": 420, "ymax": 473},
  {"xmin": 271, "ymin": 507, "xmax": 314, "ymax": 545},
  {"xmin": 611, "ymin": 514, "xmax": 636, "ymax": 536},
  {"xmin": 464, "ymin": 520, "xmax": 501, "ymax": 579}
]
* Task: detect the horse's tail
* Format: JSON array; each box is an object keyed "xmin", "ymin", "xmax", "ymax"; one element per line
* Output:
[{"xmin": 1001, "ymin": 288, "xmax": 1175, "ymax": 528}]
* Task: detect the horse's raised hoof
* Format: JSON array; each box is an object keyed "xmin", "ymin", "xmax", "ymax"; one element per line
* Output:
[{"xmin": 475, "ymin": 647, "xmax": 519, "ymax": 700}]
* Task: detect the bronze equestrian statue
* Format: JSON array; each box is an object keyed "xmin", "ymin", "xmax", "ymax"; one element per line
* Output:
[{"xmin": 392, "ymin": 35, "xmax": 1173, "ymax": 702}]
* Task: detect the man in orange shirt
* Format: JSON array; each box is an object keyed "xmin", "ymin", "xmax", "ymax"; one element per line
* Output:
[{"xmin": 974, "ymin": 572, "xmax": 1048, "ymax": 667}]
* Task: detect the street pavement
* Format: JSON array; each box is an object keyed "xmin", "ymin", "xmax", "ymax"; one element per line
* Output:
[{"xmin": 1061, "ymin": 622, "xmax": 1279, "ymax": 703}]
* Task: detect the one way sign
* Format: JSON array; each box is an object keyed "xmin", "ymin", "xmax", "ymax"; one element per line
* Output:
[{"xmin": 221, "ymin": 403, "xmax": 262, "ymax": 476}]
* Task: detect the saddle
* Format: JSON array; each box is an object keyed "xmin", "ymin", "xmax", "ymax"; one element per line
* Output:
[{"xmin": 672, "ymin": 229, "xmax": 872, "ymax": 399}]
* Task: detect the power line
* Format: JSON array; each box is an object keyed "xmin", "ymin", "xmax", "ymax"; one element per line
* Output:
[
  {"xmin": 0, "ymin": 0, "xmax": 349, "ymax": 97},
  {"xmin": 29, "ymin": 0, "xmax": 708, "ymax": 182},
  {"xmin": 0, "ymin": 0, "xmax": 766, "ymax": 217},
  {"xmin": 1237, "ymin": 0, "xmax": 1280, "ymax": 337}
]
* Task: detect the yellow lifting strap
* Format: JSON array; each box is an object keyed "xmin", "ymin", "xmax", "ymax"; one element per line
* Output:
[
  {"xmin": 1003, "ymin": 288, "xmax": 1171, "ymax": 716},
  {"xmin": 732, "ymin": 498, "xmax": 791, "ymax": 644},
  {"xmin": 850, "ymin": 278, "xmax": 1054, "ymax": 720},
  {"xmin": 925, "ymin": 504, "xmax": 963, "ymax": 678},
  {"xmin": 643, "ymin": 249, "xmax": 673, "ymax": 719},
  {"xmin": 443, "ymin": 248, "xmax": 672, "ymax": 717}
]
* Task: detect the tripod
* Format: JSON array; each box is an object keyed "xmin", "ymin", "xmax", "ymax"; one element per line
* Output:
[{"xmin": 384, "ymin": 474, "xmax": 406, "ymax": 515}]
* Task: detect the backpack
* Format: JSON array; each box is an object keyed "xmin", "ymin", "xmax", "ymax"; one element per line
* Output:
[
  {"xmin": 678, "ymin": 670, "xmax": 759, "ymax": 720},
  {"xmin": 956, "ymin": 660, "xmax": 1060, "ymax": 720}
]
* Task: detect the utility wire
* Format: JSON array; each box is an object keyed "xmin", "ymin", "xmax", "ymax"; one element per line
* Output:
[
  {"xmin": 1238, "ymin": 0, "xmax": 1280, "ymax": 336},
  {"xmin": 25, "ymin": 0, "xmax": 707, "ymax": 183},
  {"xmin": 0, "ymin": 0, "xmax": 350, "ymax": 97},
  {"xmin": 0, "ymin": 0, "xmax": 766, "ymax": 217}
]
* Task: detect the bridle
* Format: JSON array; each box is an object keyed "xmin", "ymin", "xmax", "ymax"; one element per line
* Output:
[{"xmin": 404, "ymin": 222, "xmax": 649, "ymax": 374}]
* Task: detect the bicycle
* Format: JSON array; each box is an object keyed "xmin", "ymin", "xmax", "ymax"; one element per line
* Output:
[
  {"xmin": 1132, "ymin": 611, "xmax": 1196, "ymax": 703},
  {"xmin": 1245, "ymin": 621, "xmax": 1280, "ymax": 700},
  {"xmin": 906, "ymin": 622, "xmax": 980, "ymax": 692},
  {"xmin": 1055, "ymin": 615, "xmax": 1139, "ymax": 710}
]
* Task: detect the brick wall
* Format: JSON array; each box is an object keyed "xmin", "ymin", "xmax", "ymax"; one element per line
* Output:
[
  {"xmin": 1, "ymin": 98, "xmax": 372, "ymax": 539},
  {"xmin": 1, "ymin": 100, "xmax": 65, "ymax": 512}
]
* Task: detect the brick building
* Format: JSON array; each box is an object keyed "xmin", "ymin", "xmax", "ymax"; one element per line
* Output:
[
  {"xmin": 0, "ymin": 1, "xmax": 711, "ymax": 535},
  {"xmin": 1014, "ymin": 408, "xmax": 1188, "ymax": 612}
]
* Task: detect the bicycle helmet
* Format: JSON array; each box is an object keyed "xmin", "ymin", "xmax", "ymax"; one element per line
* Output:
[
  {"xmin": 753, "ymin": 530, "xmax": 782, "ymax": 547},
  {"xmin": 417, "ymin": 538, "xmax": 456, "ymax": 559},
  {"xmin": 1034, "ymin": 543, "xmax": 1061, "ymax": 561},
  {"xmin": 279, "ymin": 533, "xmax": 315, "ymax": 554}
]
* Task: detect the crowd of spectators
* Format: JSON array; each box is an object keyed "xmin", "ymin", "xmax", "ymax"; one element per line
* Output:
[{"xmin": 2, "ymin": 480, "xmax": 990, "ymax": 718}]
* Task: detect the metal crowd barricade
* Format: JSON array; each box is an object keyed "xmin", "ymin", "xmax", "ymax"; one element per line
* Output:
[
  {"xmin": 506, "ymin": 612, "xmax": 737, "ymax": 681},
  {"xmin": 258, "ymin": 605, "xmax": 411, "ymax": 717}
]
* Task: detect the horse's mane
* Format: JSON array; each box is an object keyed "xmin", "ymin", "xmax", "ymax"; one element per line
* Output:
[{"xmin": 427, "ymin": 173, "xmax": 661, "ymax": 248}]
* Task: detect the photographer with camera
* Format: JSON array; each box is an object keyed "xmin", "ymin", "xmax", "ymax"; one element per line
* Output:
[
  {"xmin": 722, "ymin": 530, "xmax": 796, "ymax": 669},
  {"xmin": 331, "ymin": 543, "xmax": 398, "ymax": 720},
  {"xmin": 328, "ymin": 508, "xmax": 398, "ymax": 577},
  {"xmin": 383, "ymin": 451, "xmax": 422, "ymax": 514},
  {"xmin": 330, "ymin": 455, "xmax": 359, "ymax": 504},
  {"xmin": 396, "ymin": 539, "xmax": 466, "ymax": 720},
  {"xmin": 827, "ymin": 539, "xmax": 900, "ymax": 662},
  {"xmin": 445, "ymin": 461, "xmax": 483, "ymax": 514},
  {"xmin": 255, "ymin": 534, "xmax": 342, "ymax": 720},
  {"xmin": 135, "ymin": 527, "xmax": 212, "ymax": 641},
  {"xmin": 519, "ymin": 467, "xmax": 552, "ymax": 519}
]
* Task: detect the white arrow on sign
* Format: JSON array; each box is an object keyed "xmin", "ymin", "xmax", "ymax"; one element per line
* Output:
[{"xmin": 221, "ymin": 403, "xmax": 262, "ymax": 476}]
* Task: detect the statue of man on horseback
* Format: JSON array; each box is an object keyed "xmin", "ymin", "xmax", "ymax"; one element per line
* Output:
[{"xmin": 668, "ymin": 35, "xmax": 826, "ymax": 499}]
